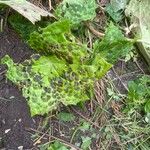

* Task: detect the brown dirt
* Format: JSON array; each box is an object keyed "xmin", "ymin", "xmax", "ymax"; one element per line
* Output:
[{"xmin": 0, "ymin": 28, "xmax": 34, "ymax": 149}]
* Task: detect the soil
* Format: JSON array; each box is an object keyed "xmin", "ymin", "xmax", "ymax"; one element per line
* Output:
[{"xmin": 0, "ymin": 28, "xmax": 34, "ymax": 149}]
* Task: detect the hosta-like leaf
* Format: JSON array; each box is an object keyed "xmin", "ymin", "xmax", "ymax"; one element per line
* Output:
[
  {"xmin": 55, "ymin": 0, "xmax": 97, "ymax": 25},
  {"xmin": 1, "ymin": 20, "xmax": 135, "ymax": 116},
  {"xmin": 29, "ymin": 20, "xmax": 87, "ymax": 62}
]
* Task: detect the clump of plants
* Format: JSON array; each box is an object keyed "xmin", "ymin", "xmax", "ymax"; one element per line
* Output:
[
  {"xmin": 126, "ymin": 75, "xmax": 150, "ymax": 123},
  {"xmin": 1, "ymin": 1, "xmax": 134, "ymax": 116},
  {"xmin": 1, "ymin": 20, "xmax": 133, "ymax": 116}
]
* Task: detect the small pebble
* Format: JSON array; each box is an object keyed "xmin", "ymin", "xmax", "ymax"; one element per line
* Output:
[{"xmin": 5, "ymin": 129, "xmax": 11, "ymax": 134}]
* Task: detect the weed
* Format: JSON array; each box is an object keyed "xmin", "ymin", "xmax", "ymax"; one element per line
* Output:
[{"xmin": 125, "ymin": 75, "xmax": 150, "ymax": 121}]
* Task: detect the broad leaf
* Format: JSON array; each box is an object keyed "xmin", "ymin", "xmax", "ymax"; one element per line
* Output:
[
  {"xmin": 55, "ymin": 0, "xmax": 97, "ymax": 25},
  {"xmin": 94, "ymin": 22, "xmax": 134, "ymax": 63},
  {"xmin": 32, "ymin": 56, "xmax": 68, "ymax": 86},
  {"xmin": 1, "ymin": 53, "xmax": 111, "ymax": 116}
]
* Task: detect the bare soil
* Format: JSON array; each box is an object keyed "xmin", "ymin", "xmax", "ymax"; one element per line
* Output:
[{"xmin": 0, "ymin": 28, "xmax": 34, "ymax": 149}]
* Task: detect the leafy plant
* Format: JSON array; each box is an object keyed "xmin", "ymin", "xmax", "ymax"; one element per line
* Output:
[
  {"xmin": 55, "ymin": 0, "xmax": 97, "ymax": 25},
  {"xmin": 126, "ymin": 75, "xmax": 150, "ymax": 121},
  {"xmin": 45, "ymin": 141, "xmax": 69, "ymax": 150},
  {"xmin": 1, "ymin": 20, "xmax": 112, "ymax": 116},
  {"xmin": 1, "ymin": 20, "xmax": 134, "ymax": 116},
  {"xmin": 57, "ymin": 112, "xmax": 75, "ymax": 122},
  {"xmin": 94, "ymin": 22, "xmax": 134, "ymax": 64},
  {"xmin": 81, "ymin": 136, "xmax": 92, "ymax": 150},
  {"xmin": 106, "ymin": 0, "xmax": 128, "ymax": 22}
]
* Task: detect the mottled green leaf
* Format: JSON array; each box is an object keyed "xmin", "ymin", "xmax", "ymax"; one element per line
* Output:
[
  {"xmin": 32, "ymin": 56, "xmax": 67, "ymax": 86},
  {"xmin": 55, "ymin": 0, "xmax": 97, "ymax": 25}
]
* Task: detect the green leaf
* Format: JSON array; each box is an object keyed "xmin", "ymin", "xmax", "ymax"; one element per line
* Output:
[
  {"xmin": 81, "ymin": 136, "xmax": 92, "ymax": 150},
  {"xmin": 1, "ymin": 55, "xmax": 24, "ymax": 83},
  {"xmin": 1, "ymin": 53, "xmax": 111, "ymax": 116},
  {"xmin": 48, "ymin": 141, "xmax": 69, "ymax": 150},
  {"xmin": 29, "ymin": 19, "xmax": 71, "ymax": 46},
  {"xmin": 126, "ymin": 75, "xmax": 150, "ymax": 114},
  {"xmin": 145, "ymin": 101, "xmax": 150, "ymax": 113},
  {"xmin": 110, "ymin": 0, "xmax": 127, "ymax": 11},
  {"xmin": 29, "ymin": 20, "xmax": 85, "ymax": 63},
  {"xmin": 55, "ymin": 0, "xmax": 97, "ymax": 25},
  {"xmin": 94, "ymin": 22, "xmax": 134, "ymax": 63},
  {"xmin": 79, "ymin": 122, "xmax": 90, "ymax": 132},
  {"xmin": 57, "ymin": 112, "xmax": 75, "ymax": 122},
  {"xmin": 106, "ymin": 0, "xmax": 127, "ymax": 22},
  {"xmin": 32, "ymin": 56, "xmax": 67, "ymax": 86},
  {"xmin": 8, "ymin": 13, "xmax": 38, "ymax": 40},
  {"xmin": 106, "ymin": 5, "xmax": 123, "ymax": 22}
]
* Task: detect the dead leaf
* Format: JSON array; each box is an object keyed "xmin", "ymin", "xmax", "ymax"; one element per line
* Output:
[{"xmin": 0, "ymin": 0, "xmax": 55, "ymax": 24}]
